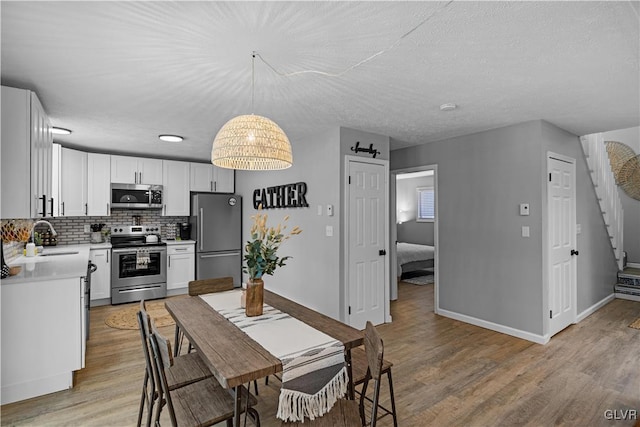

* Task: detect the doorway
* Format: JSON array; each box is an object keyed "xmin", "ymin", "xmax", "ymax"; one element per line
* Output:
[{"xmin": 391, "ymin": 165, "xmax": 438, "ymax": 313}]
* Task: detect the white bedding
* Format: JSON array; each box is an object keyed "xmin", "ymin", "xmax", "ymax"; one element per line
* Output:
[{"xmin": 397, "ymin": 242, "xmax": 434, "ymax": 275}]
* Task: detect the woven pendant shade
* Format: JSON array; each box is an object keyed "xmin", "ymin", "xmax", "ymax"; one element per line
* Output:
[
  {"xmin": 605, "ymin": 141, "xmax": 636, "ymax": 184},
  {"xmin": 211, "ymin": 114, "xmax": 292, "ymax": 170}
]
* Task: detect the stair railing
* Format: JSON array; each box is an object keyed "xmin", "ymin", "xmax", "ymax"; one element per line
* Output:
[{"xmin": 580, "ymin": 133, "xmax": 624, "ymax": 271}]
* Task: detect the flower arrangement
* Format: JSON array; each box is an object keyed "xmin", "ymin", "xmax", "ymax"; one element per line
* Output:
[{"xmin": 244, "ymin": 207, "xmax": 302, "ymax": 280}]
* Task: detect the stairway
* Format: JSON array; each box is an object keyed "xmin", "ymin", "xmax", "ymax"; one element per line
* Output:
[
  {"xmin": 614, "ymin": 268, "xmax": 640, "ymax": 300},
  {"xmin": 580, "ymin": 133, "xmax": 625, "ymax": 271}
]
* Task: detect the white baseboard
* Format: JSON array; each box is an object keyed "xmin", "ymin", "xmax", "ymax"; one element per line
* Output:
[
  {"xmin": 1, "ymin": 372, "xmax": 73, "ymax": 405},
  {"xmin": 437, "ymin": 308, "xmax": 549, "ymax": 345},
  {"xmin": 627, "ymin": 262, "xmax": 640, "ymax": 269},
  {"xmin": 616, "ymin": 293, "xmax": 640, "ymax": 302},
  {"xmin": 576, "ymin": 293, "xmax": 615, "ymax": 322}
]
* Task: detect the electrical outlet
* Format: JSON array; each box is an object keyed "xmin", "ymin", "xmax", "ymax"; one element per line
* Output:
[{"xmin": 84, "ymin": 224, "xmax": 91, "ymax": 233}]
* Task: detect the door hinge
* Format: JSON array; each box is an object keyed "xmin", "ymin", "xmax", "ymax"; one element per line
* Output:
[
  {"xmin": 348, "ymin": 306, "xmax": 351, "ymax": 315},
  {"xmin": 549, "ymin": 310, "xmax": 552, "ymax": 319}
]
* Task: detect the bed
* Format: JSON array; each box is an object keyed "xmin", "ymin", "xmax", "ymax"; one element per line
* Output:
[{"xmin": 396, "ymin": 242, "xmax": 434, "ymax": 279}]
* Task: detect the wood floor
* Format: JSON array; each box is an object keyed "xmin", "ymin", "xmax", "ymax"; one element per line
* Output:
[{"xmin": 2, "ymin": 282, "xmax": 640, "ymax": 426}]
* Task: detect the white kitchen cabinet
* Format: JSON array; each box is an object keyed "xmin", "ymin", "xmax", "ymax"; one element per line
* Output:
[
  {"xmin": 90, "ymin": 248, "xmax": 111, "ymax": 303},
  {"xmin": 167, "ymin": 242, "xmax": 195, "ymax": 292},
  {"xmin": 111, "ymin": 155, "xmax": 162, "ymax": 185},
  {"xmin": 87, "ymin": 153, "xmax": 111, "ymax": 216},
  {"xmin": 190, "ymin": 162, "xmax": 234, "ymax": 193},
  {"xmin": 1, "ymin": 276, "xmax": 84, "ymax": 404},
  {"xmin": 162, "ymin": 160, "xmax": 190, "ymax": 217},
  {"xmin": 60, "ymin": 147, "xmax": 88, "ymax": 216},
  {"xmin": 1, "ymin": 86, "xmax": 53, "ymax": 219}
]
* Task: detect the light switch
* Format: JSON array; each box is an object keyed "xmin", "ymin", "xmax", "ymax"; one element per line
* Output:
[
  {"xmin": 522, "ymin": 226, "xmax": 530, "ymax": 237},
  {"xmin": 326, "ymin": 204, "xmax": 334, "ymax": 216},
  {"xmin": 325, "ymin": 225, "xmax": 333, "ymax": 237},
  {"xmin": 519, "ymin": 203, "xmax": 530, "ymax": 216},
  {"xmin": 84, "ymin": 224, "xmax": 91, "ymax": 233}
]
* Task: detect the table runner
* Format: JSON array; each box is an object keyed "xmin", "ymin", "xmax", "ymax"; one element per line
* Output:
[{"xmin": 200, "ymin": 290, "xmax": 348, "ymax": 422}]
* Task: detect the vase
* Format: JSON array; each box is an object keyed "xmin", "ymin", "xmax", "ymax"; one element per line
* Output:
[{"xmin": 245, "ymin": 278, "xmax": 264, "ymax": 317}]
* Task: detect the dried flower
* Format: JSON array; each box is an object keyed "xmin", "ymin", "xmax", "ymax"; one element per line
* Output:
[{"xmin": 243, "ymin": 206, "xmax": 302, "ymax": 280}]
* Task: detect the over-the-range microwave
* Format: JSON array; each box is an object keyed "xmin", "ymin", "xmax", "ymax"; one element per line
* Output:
[{"xmin": 111, "ymin": 183, "xmax": 163, "ymax": 209}]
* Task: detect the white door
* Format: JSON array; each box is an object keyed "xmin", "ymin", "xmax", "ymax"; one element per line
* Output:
[
  {"xmin": 348, "ymin": 160, "xmax": 387, "ymax": 329},
  {"xmin": 60, "ymin": 148, "xmax": 88, "ymax": 216},
  {"xmin": 547, "ymin": 155, "xmax": 577, "ymax": 337},
  {"xmin": 110, "ymin": 155, "xmax": 139, "ymax": 184},
  {"xmin": 87, "ymin": 153, "xmax": 111, "ymax": 216},
  {"xmin": 138, "ymin": 158, "xmax": 163, "ymax": 185},
  {"xmin": 190, "ymin": 162, "xmax": 214, "ymax": 192},
  {"xmin": 163, "ymin": 160, "xmax": 190, "ymax": 216},
  {"xmin": 90, "ymin": 249, "xmax": 111, "ymax": 301},
  {"xmin": 213, "ymin": 165, "xmax": 235, "ymax": 193}
]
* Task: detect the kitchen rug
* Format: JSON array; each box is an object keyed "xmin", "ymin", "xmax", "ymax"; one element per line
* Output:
[
  {"xmin": 105, "ymin": 300, "xmax": 174, "ymax": 330},
  {"xmin": 628, "ymin": 318, "xmax": 640, "ymax": 330},
  {"xmin": 402, "ymin": 274, "xmax": 434, "ymax": 286}
]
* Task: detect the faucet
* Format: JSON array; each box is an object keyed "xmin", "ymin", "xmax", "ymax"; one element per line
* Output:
[{"xmin": 31, "ymin": 220, "xmax": 57, "ymax": 243}]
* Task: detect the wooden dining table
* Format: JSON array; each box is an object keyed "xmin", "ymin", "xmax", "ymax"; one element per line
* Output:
[{"xmin": 165, "ymin": 290, "xmax": 364, "ymax": 427}]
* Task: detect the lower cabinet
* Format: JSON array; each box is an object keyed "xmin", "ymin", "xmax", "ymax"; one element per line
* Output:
[
  {"xmin": 167, "ymin": 242, "xmax": 195, "ymax": 294},
  {"xmin": 90, "ymin": 248, "xmax": 111, "ymax": 304},
  {"xmin": 1, "ymin": 277, "xmax": 83, "ymax": 405}
]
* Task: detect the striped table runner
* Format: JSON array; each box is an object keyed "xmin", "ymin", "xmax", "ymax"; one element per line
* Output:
[{"xmin": 200, "ymin": 290, "xmax": 348, "ymax": 422}]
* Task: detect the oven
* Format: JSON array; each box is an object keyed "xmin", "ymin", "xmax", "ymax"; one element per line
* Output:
[{"xmin": 110, "ymin": 225, "xmax": 167, "ymax": 304}]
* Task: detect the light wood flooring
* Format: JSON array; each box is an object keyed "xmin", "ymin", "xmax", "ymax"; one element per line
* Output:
[{"xmin": 2, "ymin": 282, "xmax": 640, "ymax": 426}]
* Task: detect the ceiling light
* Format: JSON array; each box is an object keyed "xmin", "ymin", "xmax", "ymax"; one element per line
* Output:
[
  {"xmin": 211, "ymin": 53, "xmax": 292, "ymax": 171},
  {"xmin": 51, "ymin": 127, "xmax": 72, "ymax": 135},
  {"xmin": 439, "ymin": 103, "xmax": 457, "ymax": 111},
  {"xmin": 159, "ymin": 134, "xmax": 183, "ymax": 142}
]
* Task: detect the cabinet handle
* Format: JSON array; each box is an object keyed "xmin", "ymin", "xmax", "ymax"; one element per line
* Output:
[
  {"xmin": 50, "ymin": 198, "xmax": 54, "ymax": 217},
  {"xmin": 139, "ymin": 171, "xmax": 142, "ymax": 183},
  {"xmin": 200, "ymin": 208, "xmax": 204, "ymax": 251},
  {"xmin": 210, "ymin": 181, "xmax": 213, "ymax": 192},
  {"xmin": 61, "ymin": 201, "xmax": 65, "ymax": 216},
  {"xmin": 168, "ymin": 256, "xmax": 171, "ymax": 268},
  {"xmin": 41, "ymin": 195, "xmax": 47, "ymax": 217},
  {"xmin": 214, "ymin": 181, "xmax": 217, "ymax": 192},
  {"xmin": 134, "ymin": 171, "xmax": 137, "ymax": 183},
  {"xmin": 107, "ymin": 203, "xmax": 110, "ymax": 212},
  {"xmin": 85, "ymin": 203, "xmax": 88, "ymax": 215},
  {"xmin": 106, "ymin": 251, "xmax": 109, "ymax": 263},
  {"xmin": 175, "ymin": 248, "xmax": 187, "ymax": 251}
]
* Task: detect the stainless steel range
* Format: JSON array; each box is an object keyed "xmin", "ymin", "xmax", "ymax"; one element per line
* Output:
[{"xmin": 110, "ymin": 225, "xmax": 166, "ymax": 304}]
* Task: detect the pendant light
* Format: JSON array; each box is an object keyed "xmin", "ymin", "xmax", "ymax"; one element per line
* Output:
[{"xmin": 211, "ymin": 53, "xmax": 292, "ymax": 170}]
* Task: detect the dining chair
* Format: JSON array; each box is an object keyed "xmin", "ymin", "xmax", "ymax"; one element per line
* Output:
[
  {"xmin": 174, "ymin": 277, "xmax": 234, "ymax": 356},
  {"xmin": 149, "ymin": 323, "xmax": 261, "ymax": 427},
  {"xmin": 350, "ymin": 345, "xmax": 397, "ymax": 426},
  {"xmin": 280, "ymin": 321, "xmax": 385, "ymax": 427},
  {"xmin": 136, "ymin": 300, "xmax": 214, "ymax": 427}
]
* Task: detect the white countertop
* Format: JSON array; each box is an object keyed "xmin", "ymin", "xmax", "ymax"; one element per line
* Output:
[
  {"xmin": 2, "ymin": 244, "xmax": 91, "ymax": 285},
  {"xmin": 90, "ymin": 242, "xmax": 112, "ymax": 250},
  {"xmin": 164, "ymin": 239, "xmax": 196, "ymax": 246}
]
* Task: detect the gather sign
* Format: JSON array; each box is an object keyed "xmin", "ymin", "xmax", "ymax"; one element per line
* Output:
[{"xmin": 252, "ymin": 182, "xmax": 309, "ymax": 209}]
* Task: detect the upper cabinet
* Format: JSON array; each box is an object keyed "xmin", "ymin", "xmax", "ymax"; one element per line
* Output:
[
  {"xmin": 111, "ymin": 155, "xmax": 162, "ymax": 185},
  {"xmin": 87, "ymin": 153, "xmax": 111, "ymax": 216},
  {"xmin": 1, "ymin": 86, "xmax": 53, "ymax": 219},
  {"xmin": 60, "ymin": 147, "xmax": 88, "ymax": 216},
  {"xmin": 190, "ymin": 162, "xmax": 234, "ymax": 193},
  {"xmin": 162, "ymin": 160, "xmax": 190, "ymax": 217}
]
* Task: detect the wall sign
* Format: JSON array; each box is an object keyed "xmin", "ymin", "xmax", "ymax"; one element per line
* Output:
[
  {"xmin": 253, "ymin": 182, "xmax": 309, "ymax": 209},
  {"xmin": 350, "ymin": 141, "xmax": 380, "ymax": 158}
]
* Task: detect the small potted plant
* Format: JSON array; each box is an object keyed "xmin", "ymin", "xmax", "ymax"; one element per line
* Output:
[{"xmin": 243, "ymin": 207, "xmax": 301, "ymax": 316}]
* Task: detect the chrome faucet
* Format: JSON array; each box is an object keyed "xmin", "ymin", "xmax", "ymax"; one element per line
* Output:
[{"xmin": 31, "ymin": 220, "xmax": 57, "ymax": 243}]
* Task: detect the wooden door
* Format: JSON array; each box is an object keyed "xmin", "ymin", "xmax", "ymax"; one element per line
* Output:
[
  {"xmin": 348, "ymin": 160, "xmax": 387, "ymax": 329},
  {"xmin": 547, "ymin": 155, "xmax": 576, "ymax": 337}
]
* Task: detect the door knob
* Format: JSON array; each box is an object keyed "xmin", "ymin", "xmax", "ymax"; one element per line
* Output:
[
  {"xmin": 379, "ymin": 249, "xmax": 387, "ymax": 256},
  {"xmin": 571, "ymin": 249, "xmax": 579, "ymax": 256}
]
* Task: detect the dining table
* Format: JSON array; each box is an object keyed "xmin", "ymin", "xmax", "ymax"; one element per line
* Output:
[{"xmin": 164, "ymin": 290, "xmax": 364, "ymax": 427}]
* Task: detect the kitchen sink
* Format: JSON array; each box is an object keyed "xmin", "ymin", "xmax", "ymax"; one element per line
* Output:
[{"xmin": 39, "ymin": 251, "xmax": 79, "ymax": 257}]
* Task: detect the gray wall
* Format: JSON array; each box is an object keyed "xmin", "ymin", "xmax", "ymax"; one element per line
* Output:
[
  {"xmin": 391, "ymin": 120, "xmax": 620, "ymax": 337},
  {"xmin": 396, "ymin": 175, "xmax": 435, "ymax": 245},
  {"xmin": 236, "ymin": 127, "xmax": 342, "ymax": 319},
  {"xmin": 602, "ymin": 126, "xmax": 640, "ymax": 264}
]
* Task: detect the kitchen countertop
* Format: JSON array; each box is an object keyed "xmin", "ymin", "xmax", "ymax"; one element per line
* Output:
[
  {"xmin": 2, "ymin": 244, "xmax": 91, "ymax": 285},
  {"xmin": 164, "ymin": 239, "xmax": 196, "ymax": 245},
  {"xmin": 90, "ymin": 242, "xmax": 112, "ymax": 250}
]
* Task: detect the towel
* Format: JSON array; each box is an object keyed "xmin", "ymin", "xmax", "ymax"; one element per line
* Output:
[
  {"xmin": 201, "ymin": 290, "xmax": 348, "ymax": 422},
  {"xmin": 136, "ymin": 251, "xmax": 149, "ymax": 269}
]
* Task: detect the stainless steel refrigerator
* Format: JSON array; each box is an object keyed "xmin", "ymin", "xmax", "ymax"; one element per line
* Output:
[{"xmin": 190, "ymin": 193, "xmax": 242, "ymax": 286}]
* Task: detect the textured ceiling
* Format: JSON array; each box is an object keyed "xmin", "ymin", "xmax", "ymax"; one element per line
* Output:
[{"xmin": 1, "ymin": 1, "xmax": 638, "ymax": 160}]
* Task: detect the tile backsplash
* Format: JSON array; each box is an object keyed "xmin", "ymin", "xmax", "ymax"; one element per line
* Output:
[{"xmin": 2, "ymin": 210, "xmax": 188, "ymax": 246}]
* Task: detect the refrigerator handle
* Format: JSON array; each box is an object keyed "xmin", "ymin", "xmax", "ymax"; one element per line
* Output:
[
  {"xmin": 200, "ymin": 252, "xmax": 240, "ymax": 259},
  {"xmin": 199, "ymin": 208, "xmax": 204, "ymax": 251}
]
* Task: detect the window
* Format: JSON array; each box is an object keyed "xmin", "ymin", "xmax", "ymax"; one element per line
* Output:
[{"xmin": 416, "ymin": 186, "xmax": 435, "ymax": 222}]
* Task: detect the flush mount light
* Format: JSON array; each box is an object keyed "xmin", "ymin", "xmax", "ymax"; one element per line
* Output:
[
  {"xmin": 439, "ymin": 103, "xmax": 457, "ymax": 111},
  {"xmin": 159, "ymin": 135, "xmax": 184, "ymax": 142},
  {"xmin": 51, "ymin": 127, "xmax": 72, "ymax": 135}
]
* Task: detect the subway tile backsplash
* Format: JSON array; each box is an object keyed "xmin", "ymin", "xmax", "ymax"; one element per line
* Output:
[{"xmin": 5, "ymin": 211, "xmax": 188, "ymax": 246}]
